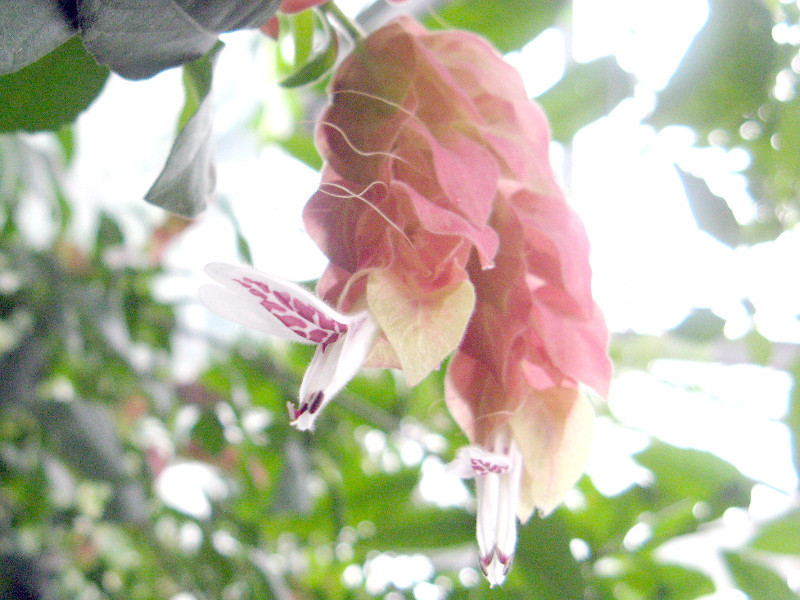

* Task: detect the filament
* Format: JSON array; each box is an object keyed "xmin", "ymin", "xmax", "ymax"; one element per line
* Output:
[
  {"xmin": 331, "ymin": 88, "xmax": 423, "ymax": 126},
  {"xmin": 317, "ymin": 119, "xmax": 411, "ymax": 167},
  {"xmin": 318, "ymin": 180, "xmax": 414, "ymax": 249}
]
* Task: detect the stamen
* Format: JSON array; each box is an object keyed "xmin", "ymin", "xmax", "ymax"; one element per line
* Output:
[
  {"xmin": 480, "ymin": 553, "xmax": 492, "ymax": 573},
  {"xmin": 500, "ymin": 553, "xmax": 513, "ymax": 576},
  {"xmin": 470, "ymin": 457, "xmax": 509, "ymax": 475},
  {"xmin": 308, "ymin": 391, "xmax": 325, "ymax": 414},
  {"xmin": 287, "ymin": 401, "xmax": 308, "ymax": 421}
]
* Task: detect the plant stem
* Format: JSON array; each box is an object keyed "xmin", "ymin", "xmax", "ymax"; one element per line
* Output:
[{"xmin": 320, "ymin": 1, "xmax": 365, "ymax": 44}]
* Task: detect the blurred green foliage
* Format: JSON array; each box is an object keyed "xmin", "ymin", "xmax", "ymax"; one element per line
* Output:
[{"xmin": 1, "ymin": 1, "xmax": 800, "ymax": 600}]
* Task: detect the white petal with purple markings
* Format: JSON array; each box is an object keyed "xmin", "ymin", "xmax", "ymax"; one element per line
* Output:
[{"xmin": 199, "ymin": 262, "xmax": 378, "ymax": 431}]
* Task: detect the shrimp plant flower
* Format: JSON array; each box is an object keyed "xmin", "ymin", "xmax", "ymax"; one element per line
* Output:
[{"xmin": 200, "ymin": 14, "xmax": 612, "ymax": 586}]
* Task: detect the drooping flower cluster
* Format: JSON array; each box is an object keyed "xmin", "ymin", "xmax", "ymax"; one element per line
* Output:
[
  {"xmin": 200, "ymin": 14, "xmax": 612, "ymax": 586},
  {"xmin": 304, "ymin": 16, "xmax": 612, "ymax": 583}
]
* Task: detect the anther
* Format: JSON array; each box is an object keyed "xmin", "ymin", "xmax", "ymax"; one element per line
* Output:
[{"xmin": 308, "ymin": 391, "xmax": 325, "ymax": 414}]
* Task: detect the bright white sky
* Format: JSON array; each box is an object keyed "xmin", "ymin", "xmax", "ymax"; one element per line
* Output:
[{"xmin": 57, "ymin": 1, "xmax": 799, "ymax": 590}]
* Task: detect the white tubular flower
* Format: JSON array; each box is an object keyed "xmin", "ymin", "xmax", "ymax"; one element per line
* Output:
[
  {"xmin": 199, "ymin": 262, "xmax": 377, "ymax": 431},
  {"xmin": 449, "ymin": 430, "xmax": 523, "ymax": 587}
]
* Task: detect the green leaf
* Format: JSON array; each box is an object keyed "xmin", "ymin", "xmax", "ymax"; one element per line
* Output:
[
  {"xmin": 291, "ymin": 9, "xmax": 315, "ymax": 66},
  {"xmin": 746, "ymin": 87, "xmax": 800, "ymax": 220},
  {"xmin": 636, "ymin": 443, "xmax": 753, "ymax": 520},
  {"xmin": 648, "ymin": 0, "xmax": 776, "ymax": 135},
  {"xmin": 514, "ymin": 512, "xmax": 585, "ymax": 599},
  {"xmin": 0, "ymin": 0, "xmax": 74, "ymax": 75},
  {"xmin": 744, "ymin": 329, "xmax": 773, "ymax": 366},
  {"xmin": 191, "ymin": 409, "xmax": 227, "ymax": 456},
  {"xmin": 280, "ymin": 13, "xmax": 338, "ymax": 88},
  {"xmin": 366, "ymin": 508, "xmax": 475, "ymax": 550},
  {"xmin": 426, "ymin": 0, "xmax": 569, "ymax": 53},
  {"xmin": 77, "ymin": 0, "xmax": 280, "ymax": 80},
  {"xmin": 95, "ymin": 211, "xmax": 125, "ymax": 255},
  {"xmin": 537, "ymin": 55, "xmax": 634, "ymax": 142},
  {"xmin": 676, "ymin": 168, "xmax": 741, "ymax": 247},
  {"xmin": 277, "ymin": 129, "xmax": 323, "ymax": 171},
  {"xmin": 724, "ymin": 551, "xmax": 797, "ymax": 600},
  {"xmin": 145, "ymin": 42, "xmax": 222, "ymax": 217},
  {"xmin": 177, "ymin": 39, "xmax": 216, "ymax": 129},
  {"xmin": 670, "ymin": 308, "xmax": 726, "ymax": 342},
  {"xmin": 0, "ymin": 35, "xmax": 109, "ymax": 133},
  {"xmin": 750, "ymin": 509, "xmax": 800, "ymax": 554},
  {"xmin": 622, "ymin": 560, "xmax": 715, "ymax": 600},
  {"xmin": 788, "ymin": 359, "xmax": 800, "ymax": 480}
]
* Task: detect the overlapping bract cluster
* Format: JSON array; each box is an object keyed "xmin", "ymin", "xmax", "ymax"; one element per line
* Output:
[
  {"xmin": 304, "ymin": 16, "xmax": 612, "ymax": 583},
  {"xmin": 202, "ymin": 14, "xmax": 611, "ymax": 586}
]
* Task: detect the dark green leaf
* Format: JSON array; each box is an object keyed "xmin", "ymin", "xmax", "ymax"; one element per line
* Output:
[
  {"xmin": 537, "ymin": 55, "xmax": 634, "ymax": 142},
  {"xmin": 676, "ymin": 167, "xmax": 741, "ymax": 247},
  {"xmin": 77, "ymin": 0, "xmax": 280, "ymax": 80},
  {"xmin": 0, "ymin": 0, "xmax": 74, "ymax": 75},
  {"xmin": 145, "ymin": 42, "xmax": 222, "ymax": 217},
  {"xmin": 750, "ymin": 509, "xmax": 800, "ymax": 554},
  {"xmin": 648, "ymin": 0, "xmax": 776, "ymax": 135},
  {"xmin": 0, "ymin": 35, "xmax": 109, "ymax": 133},
  {"xmin": 426, "ymin": 0, "xmax": 569, "ymax": 53},
  {"xmin": 724, "ymin": 551, "xmax": 797, "ymax": 600}
]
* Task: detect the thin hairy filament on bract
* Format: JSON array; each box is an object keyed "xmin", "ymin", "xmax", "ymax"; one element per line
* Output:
[
  {"xmin": 473, "ymin": 408, "xmax": 516, "ymax": 425},
  {"xmin": 318, "ymin": 180, "xmax": 416, "ymax": 250},
  {"xmin": 317, "ymin": 118, "xmax": 430, "ymax": 183},
  {"xmin": 331, "ymin": 88, "xmax": 425, "ymax": 126},
  {"xmin": 317, "ymin": 120, "xmax": 412, "ymax": 165}
]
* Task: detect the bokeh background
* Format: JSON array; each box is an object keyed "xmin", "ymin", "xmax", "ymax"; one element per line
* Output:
[{"xmin": 1, "ymin": 0, "xmax": 799, "ymax": 599}]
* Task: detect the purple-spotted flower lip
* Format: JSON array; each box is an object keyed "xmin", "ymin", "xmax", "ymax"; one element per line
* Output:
[
  {"xmin": 448, "ymin": 432, "xmax": 522, "ymax": 587},
  {"xmin": 199, "ymin": 262, "xmax": 377, "ymax": 431}
]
